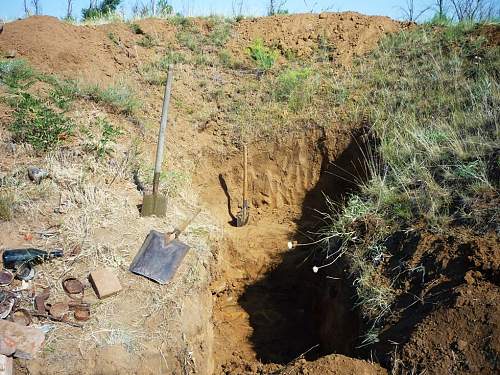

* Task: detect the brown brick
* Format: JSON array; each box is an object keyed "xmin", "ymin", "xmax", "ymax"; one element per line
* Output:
[{"xmin": 89, "ymin": 268, "xmax": 122, "ymax": 299}]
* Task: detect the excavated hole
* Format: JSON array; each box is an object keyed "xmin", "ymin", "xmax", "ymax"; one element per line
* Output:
[{"xmin": 215, "ymin": 129, "xmax": 374, "ymax": 368}]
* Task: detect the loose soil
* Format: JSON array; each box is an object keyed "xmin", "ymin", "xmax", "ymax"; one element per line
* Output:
[{"xmin": 0, "ymin": 13, "xmax": 498, "ymax": 375}]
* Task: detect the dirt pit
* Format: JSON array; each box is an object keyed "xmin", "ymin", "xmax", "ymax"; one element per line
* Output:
[{"xmin": 203, "ymin": 127, "xmax": 375, "ymax": 373}]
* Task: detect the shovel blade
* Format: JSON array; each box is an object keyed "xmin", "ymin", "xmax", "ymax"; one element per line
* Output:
[
  {"xmin": 236, "ymin": 202, "xmax": 249, "ymax": 227},
  {"xmin": 141, "ymin": 194, "xmax": 167, "ymax": 217},
  {"xmin": 130, "ymin": 230, "xmax": 190, "ymax": 284}
]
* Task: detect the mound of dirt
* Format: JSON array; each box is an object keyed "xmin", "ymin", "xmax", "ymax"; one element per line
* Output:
[
  {"xmin": 0, "ymin": 16, "xmax": 176, "ymax": 82},
  {"xmin": 0, "ymin": 13, "xmax": 406, "ymax": 84},
  {"xmin": 285, "ymin": 354, "xmax": 387, "ymax": 375},
  {"xmin": 228, "ymin": 12, "xmax": 407, "ymax": 64},
  {"xmin": 400, "ymin": 280, "xmax": 499, "ymax": 374},
  {"xmin": 371, "ymin": 215, "xmax": 500, "ymax": 373}
]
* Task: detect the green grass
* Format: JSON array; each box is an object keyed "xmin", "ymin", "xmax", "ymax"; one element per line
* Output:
[
  {"xmin": 129, "ymin": 23, "xmax": 144, "ymax": 34},
  {"xmin": 321, "ymin": 23, "xmax": 500, "ymax": 339},
  {"xmin": 247, "ymin": 39, "xmax": 279, "ymax": 70},
  {"xmin": 0, "ymin": 59, "xmax": 37, "ymax": 89},
  {"xmin": 75, "ymin": 81, "xmax": 140, "ymax": 115},
  {"xmin": 82, "ymin": 117, "xmax": 123, "ymax": 159},
  {"xmin": 206, "ymin": 16, "xmax": 232, "ymax": 47},
  {"xmin": 140, "ymin": 51, "xmax": 187, "ymax": 85},
  {"xmin": 10, "ymin": 92, "xmax": 74, "ymax": 151},
  {"xmin": 177, "ymin": 31, "xmax": 200, "ymax": 51},
  {"xmin": 273, "ymin": 68, "xmax": 319, "ymax": 112},
  {"xmin": 137, "ymin": 33, "xmax": 158, "ymax": 48},
  {"xmin": 107, "ymin": 32, "xmax": 120, "ymax": 45},
  {"xmin": 0, "ymin": 59, "xmax": 140, "ymax": 153}
]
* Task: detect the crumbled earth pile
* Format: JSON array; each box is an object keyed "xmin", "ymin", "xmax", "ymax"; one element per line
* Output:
[{"xmin": 227, "ymin": 12, "xmax": 405, "ymax": 64}]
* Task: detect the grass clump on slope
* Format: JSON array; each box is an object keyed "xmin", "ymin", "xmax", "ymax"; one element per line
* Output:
[{"xmin": 322, "ymin": 22, "xmax": 499, "ymax": 342}]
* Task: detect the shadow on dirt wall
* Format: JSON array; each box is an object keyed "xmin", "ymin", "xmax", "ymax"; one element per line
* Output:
[{"xmin": 236, "ymin": 129, "xmax": 372, "ymax": 364}]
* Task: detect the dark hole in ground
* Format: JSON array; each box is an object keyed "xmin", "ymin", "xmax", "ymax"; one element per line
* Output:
[{"xmin": 237, "ymin": 129, "xmax": 373, "ymax": 364}]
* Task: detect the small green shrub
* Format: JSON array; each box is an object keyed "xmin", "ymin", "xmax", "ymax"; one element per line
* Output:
[
  {"xmin": 140, "ymin": 51, "xmax": 187, "ymax": 85},
  {"xmin": 49, "ymin": 78, "xmax": 78, "ymax": 110},
  {"xmin": 159, "ymin": 51, "xmax": 187, "ymax": 67},
  {"xmin": 273, "ymin": 68, "xmax": 318, "ymax": 112},
  {"xmin": 248, "ymin": 39, "xmax": 279, "ymax": 70},
  {"xmin": 107, "ymin": 32, "xmax": 120, "ymax": 45},
  {"xmin": 169, "ymin": 14, "xmax": 192, "ymax": 28},
  {"xmin": 137, "ymin": 34, "xmax": 158, "ymax": 48},
  {"xmin": 81, "ymin": 82, "xmax": 140, "ymax": 115},
  {"xmin": 10, "ymin": 93, "xmax": 74, "ymax": 151},
  {"xmin": 83, "ymin": 117, "xmax": 123, "ymax": 158},
  {"xmin": 218, "ymin": 50, "xmax": 243, "ymax": 69},
  {"xmin": 177, "ymin": 31, "xmax": 199, "ymax": 51},
  {"xmin": 0, "ymin": 59, "xmax": 37, "ymax": 89},
  {"xmin": 274, "ymin": 68, "xmax": 311, "ymax": 100},
  {"xmin": 130, "ymin": 23, "xmax": 144, "ymax": 34},
  {"xmin": 206, "ymin": 16, "xmax": 232, "ymax": 47}
]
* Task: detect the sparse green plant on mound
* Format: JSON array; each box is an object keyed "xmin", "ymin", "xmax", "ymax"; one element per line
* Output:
[
  {"xmin": 248, "ymin": 39, "xmax": 279, "ymax": 71},
  {"xmin": 206, "ymin": 16, "xmax": 232, "ymax": 47},
  {"xmin": 107, "ymin": 32, "xmax": 120, "ymax": 45},
  {"xmin": 169, "ymin": 14, "xmax": 192, "ymax": 28},
  {"xmin": 140, "ymin": 51, "xmax": 187, "ymax": 84},
  {"xmin": 10, "ymin": 93, "xmax": 74, "ymax": 151},
  {"xmin": 0, "ymin": 59, "xmax": 37, "ymax": 89},
  {"xmin": 321, "ymin": 23, "xmax": 500, "ymax": 341},
  {"xmin": 78, "ymin": 81, "xmax": 140, "ymax": 115},
  {"xmin": 82, "ymin": 117, "xmax": 123, "ymax": 159},
  {"xmin": 137, "ymin": 33, "xmax": 158, "ymax": 48},
  {"xmin": 177, "ymin": 30, "xmax": 200, "ymax": 51},
  {"xmin": 273, "ymin": 68, "xmax": 319, "ymax": 112},
  {"xmin": 130, "ymin": 23, "xmax": 144, "ymax": 34}
]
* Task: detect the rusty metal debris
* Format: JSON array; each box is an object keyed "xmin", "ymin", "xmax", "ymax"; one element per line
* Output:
[
  {"xmin": 73, "ymin": 309, "xmax": 90, "ymax": 322},
  {"xmin": 62, "ymin": 277, "xmax": 84, "ymax": 299},
  {"xmin": 48, "ymin": 302, "xmax": 69, "ymax": 320},
  {"xmin": 29, "ymin": 311, "xmax": 83, "ymax": 328},
  {"xmin": 34, "ymin": 288, "xmax": 50, "ymax": 314},
  {"xmin": 0, "ymin": 271, "xmax": 13, "ymax": 286}
]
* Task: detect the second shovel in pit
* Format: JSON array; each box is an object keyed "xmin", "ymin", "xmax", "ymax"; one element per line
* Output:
[{"xmin": 141, "ymin": 65, "xmax": 174, "ymax": 217}]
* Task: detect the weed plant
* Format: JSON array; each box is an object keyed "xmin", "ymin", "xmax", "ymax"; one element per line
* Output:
[
  {"xmin": 10, "ymin": 93, "xmax": 74, "ymax": 151},
  {"xmin": 247, "ymin": 39, "xmax": 278, "ymax": 70}
]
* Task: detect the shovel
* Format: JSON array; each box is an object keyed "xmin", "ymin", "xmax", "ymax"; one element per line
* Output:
[
  {"xmin": 130, "ymin": 209, "xmax": 201, "ymax": 284},
  {"xmin": 141, "ymin": 65, "xmax": 174, "ymax": 217},
  {"xmin": 236, "ymin": 144, "xmax": 249, "ymax": 227}
]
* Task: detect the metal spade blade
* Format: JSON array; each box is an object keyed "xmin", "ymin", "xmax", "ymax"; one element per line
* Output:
[{"xmin": 129, "ymin": 230, "xmax": 190, "ymax": 284}]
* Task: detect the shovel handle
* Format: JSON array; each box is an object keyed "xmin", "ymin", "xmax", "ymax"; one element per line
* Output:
[
  {"xmin": 153, "ymin": 65, "xmax": 174, "ymax": 195},
  {"xmin": 165, "ymin": 208, "xmax": 202, "ymax": 242},
  {"xmin": 243, "ymin": 144, "xmax": 248, "ymax": 203}
]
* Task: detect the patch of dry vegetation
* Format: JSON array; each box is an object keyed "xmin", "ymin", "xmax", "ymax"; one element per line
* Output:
[{"xmin": 320, "ymin": 22, "xmax": 499, "ymax": 344}]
